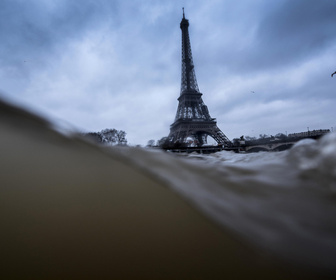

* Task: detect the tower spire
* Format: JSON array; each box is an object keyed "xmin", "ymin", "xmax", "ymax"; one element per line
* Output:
[
  {"xmin": 182, "ymin": 7, "xmax": 185, "ymax": 19},
  {"xmin": 180, "ymin": 11, "xmax": 199, "ymax": 94}
]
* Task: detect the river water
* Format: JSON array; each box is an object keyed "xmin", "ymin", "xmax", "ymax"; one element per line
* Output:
[
  {"xmin": 1, "ymin": 97, "xmax": 335, "ymax": 277},
  {"xmin": 119, "ymin": 134, "xmax": 336, "ymax": 273}
]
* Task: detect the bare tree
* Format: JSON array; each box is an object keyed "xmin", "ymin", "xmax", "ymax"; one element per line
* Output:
[
  {"xmin": 116, "ymin": 130, "xmax": 127, "ymax": 145},
  {"xmin": 157, "ymin": 137, "xmax": 168, "ymax": 148},
  {"xmin": 147, "ymin": 140, "xmax": 155, "ymax": 147},
  {"xmin": 101, "ymin": 129, "xmax": 118, "ymax": 144}
]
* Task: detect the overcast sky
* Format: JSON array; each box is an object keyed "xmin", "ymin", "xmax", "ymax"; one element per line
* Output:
[{"xmin": 1, "ymin": 0, "xmax": 335, "ymax": 145}]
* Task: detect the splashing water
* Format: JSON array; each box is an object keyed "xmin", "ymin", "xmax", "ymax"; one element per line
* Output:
[{"xmin": 118, "ymin": 133, "xmax": 336, "ymax": 273}]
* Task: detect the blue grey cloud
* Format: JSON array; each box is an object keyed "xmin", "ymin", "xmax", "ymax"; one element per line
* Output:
[
  {"xmin": 252, "ymin": 0, "xmax": 336, "ymax": 68},
  {"xmin": 0, "ymin": 0, "xmax": 335, "ymax": 144}
]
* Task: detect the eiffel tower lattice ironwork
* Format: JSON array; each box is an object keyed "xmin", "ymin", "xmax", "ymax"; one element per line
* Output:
[{"xmin": 167, "ymin": 9, "xmax": 231, "ymax": 148}]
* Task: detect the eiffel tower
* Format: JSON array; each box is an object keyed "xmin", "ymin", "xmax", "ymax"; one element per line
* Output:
[{"xmin": 167, "ymin": 9, "xmax": 231, "ymax": 148}]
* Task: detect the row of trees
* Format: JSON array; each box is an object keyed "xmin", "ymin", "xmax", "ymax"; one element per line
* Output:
[
  {"xmin": 147, "ymin": 137, "xmax": 168, "ymax": 148},
  {"xmin": 84, "ymin": 128, "xmax": 127, "ymax": 145},
  {"xmin": 241, "ymin": 133, "xmax": 287, "ymax": 141},
  {"xmin": 232, "ymin": 133, "xmax": 288, "ymax": 146}
]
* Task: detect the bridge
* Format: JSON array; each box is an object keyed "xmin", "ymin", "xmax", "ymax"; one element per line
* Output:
[
  {"xmin": 241, "ymin": 129, "xmax": 330, "ymax": 152},
  {"xmin": 166, "ymin": 145, "xmax": 225, "ymax": 154},
  {"xmin": 243, "ymin": 141, "xmax": 295, "ymax": 153},
  {"xmin": 163, "ymin": 130, "xmax": 330, "ymax": 154}
]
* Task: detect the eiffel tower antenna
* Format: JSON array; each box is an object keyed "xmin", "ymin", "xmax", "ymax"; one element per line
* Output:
[{"xmin": 167, "ymin": 12, "xmax": 231, "ymax": 148}]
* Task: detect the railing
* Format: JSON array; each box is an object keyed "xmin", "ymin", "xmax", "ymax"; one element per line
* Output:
[{"xmin": 165, "ymin": 145, "xmax": 238, "ymax": 154}]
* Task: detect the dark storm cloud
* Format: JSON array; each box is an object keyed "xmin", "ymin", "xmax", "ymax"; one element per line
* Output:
[
  {"xmin": 194, "ymin": 0, "xmax": 336, "ymax": 77},
  {"xmin": 252, "ymin": 0, "xmax": 336, "ymax": 69},
  {"xmin": 0, "ymin": 0, "xmax": 119, "ymax": 65}
]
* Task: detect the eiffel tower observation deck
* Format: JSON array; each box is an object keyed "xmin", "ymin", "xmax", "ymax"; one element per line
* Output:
[{"xmin": 167, "ymin": 9, "xmax": 231, "ymax": 148}]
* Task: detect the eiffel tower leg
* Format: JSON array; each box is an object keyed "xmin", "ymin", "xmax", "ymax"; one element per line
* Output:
[
  {"xmin": 195, "ymin": 132, "xmax": 204, "ymax": 146},
  {"xmin": 203, "ymin": 134, "xmax": 208, "ymax": 145}
]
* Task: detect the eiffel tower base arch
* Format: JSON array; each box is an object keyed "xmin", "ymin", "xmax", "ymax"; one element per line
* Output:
[{"xmin": 168, "ymin": 120, "xmax": 231, "ymax": 148}]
